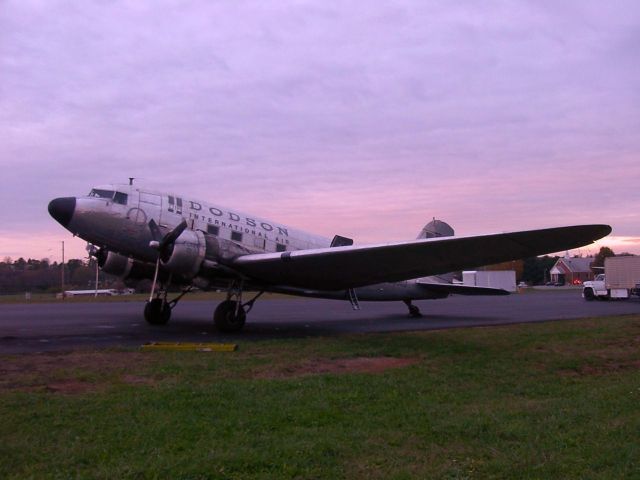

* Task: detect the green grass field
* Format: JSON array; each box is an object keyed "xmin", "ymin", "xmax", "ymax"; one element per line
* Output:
[{"xmin": 1, "ymin": 315, "xmax": 639, "ymax": 479}]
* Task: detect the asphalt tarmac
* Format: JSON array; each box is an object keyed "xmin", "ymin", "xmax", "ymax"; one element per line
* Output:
[{"xmin": 1, "ymin": 291, "xmax": 639, "ymax": 353}]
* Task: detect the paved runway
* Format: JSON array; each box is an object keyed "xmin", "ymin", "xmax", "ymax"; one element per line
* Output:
[{"xmin": 1, "ymin": 291, "xmax": 639, "ymax": 353}]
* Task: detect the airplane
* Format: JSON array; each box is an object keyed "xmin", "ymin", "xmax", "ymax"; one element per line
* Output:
[{"xmin": 48, "ymin": 183, "xmax": 611, "ymax": 332}]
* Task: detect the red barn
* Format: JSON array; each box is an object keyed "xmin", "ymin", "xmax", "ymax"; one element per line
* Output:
[{"xmin": 549, "ymin": 257, "xmax": 594, "ymax": 285}]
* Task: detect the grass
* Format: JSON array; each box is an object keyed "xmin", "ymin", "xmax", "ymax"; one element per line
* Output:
[{"xmin": 1, "ymin": 316, "xmax": 640, "ymax": 478}]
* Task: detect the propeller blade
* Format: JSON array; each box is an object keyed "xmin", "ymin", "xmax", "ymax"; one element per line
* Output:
[
  {"xmin": 148, "ymin": 219, "xmax": 188, "ymax": 267},
  {"xmin": 148, "ymin": 219, "xmax": 163, "ymax": 242},
  {"xmin": 149, "ymin": 257, "xmax": 161, "ymax": 302},
  {"xmin": 159, "ymin": 219, "xmax": 188, "ymax": 252}
]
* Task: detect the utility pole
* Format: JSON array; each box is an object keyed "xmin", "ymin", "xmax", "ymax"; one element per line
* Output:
[
  {"xmin": 61, "ymin": 240, "xmax": 65, "ymax": 300},
  {"xmin": 94, "ymin": 258, "xmax": 99, "ymax": 297}
]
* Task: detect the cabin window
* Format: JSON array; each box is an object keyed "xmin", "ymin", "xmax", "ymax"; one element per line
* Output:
[
  {"xmin": 113, "ymin": 192, "xmax": 128, "ymax": 205},
  {"xmin": 276, "ymin": 243, "xmax": 286, "ymax": 252},
  {"xmin": 207, "ymin": 225, "xmax": 219, "ymax": 236},
  {"xmin": 231, "ymin": 231, "xmax": 243, "ymax": 242},
  {"xmin": 88, "ymin": 189, "xmax": 114, "ymax": 199}
]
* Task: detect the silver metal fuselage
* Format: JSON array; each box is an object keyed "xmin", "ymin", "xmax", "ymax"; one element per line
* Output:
[
  {"xmin": 73, "ymin": 184, "xmax": 328, "ymax": 259},
  {"xmin": 60, "ymin": 184, "xmax": 448, "ymax": 302}
]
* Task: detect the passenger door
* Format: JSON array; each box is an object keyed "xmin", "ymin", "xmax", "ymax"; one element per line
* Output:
[{"xmin": 138, "ymin": 191, "xmax": 163, "ymax": 225}]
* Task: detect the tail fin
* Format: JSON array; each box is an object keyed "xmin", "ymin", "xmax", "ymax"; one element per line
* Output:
[
  {"xmin": 416, "ymin": 218, "xmax": 456, "ymax": 283},
  {"xmin": 416, "ymin": 218, "xmax": 454, "ymax": 240}
]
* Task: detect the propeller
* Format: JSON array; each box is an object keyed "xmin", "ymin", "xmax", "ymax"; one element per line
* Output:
[
  {"xmin": 147, "ymin": 219, "xmax": 188, "ymax": 301},
  {"xmin": 86, "ymin": 243, "xmax": 101, "ymax": 296}
]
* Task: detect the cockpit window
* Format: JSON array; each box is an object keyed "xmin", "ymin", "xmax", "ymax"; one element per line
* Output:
[
  {"xmin": 89, "ymin": 189, "xmax": 115, "ymax": 199},
  {"xmin": 88, "ymin": 189, "xmax": 128, "ymax": 205},
  {"xmin": 114, "ymin": 192, "xmax": 128, "ymax": 205}
]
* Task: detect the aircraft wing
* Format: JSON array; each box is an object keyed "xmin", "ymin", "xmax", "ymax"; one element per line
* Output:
[{"xmin": 228, "ymin": 224, "xmax": 610, "ymax": 291}]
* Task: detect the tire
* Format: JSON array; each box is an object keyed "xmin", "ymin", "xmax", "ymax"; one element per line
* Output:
[
  {"xmin": 583, "ymin": 288, "xmax": 595, "ymax": 301},
  {"xmin": 144, "ymin": 298, "xmax": 171, "ymax": 325},
  {"xmin": 213, "ymin": 300, "xmax": 246, "ymax": 333}
]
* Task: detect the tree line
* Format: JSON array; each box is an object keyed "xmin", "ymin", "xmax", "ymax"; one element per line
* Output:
[
  {"xmin": 0, "ymin": 257, "xmax": 126, "ymax": 295},
  {"xmin": 0, "ymin": 246, "xmax": 621, "ymax": 294}
]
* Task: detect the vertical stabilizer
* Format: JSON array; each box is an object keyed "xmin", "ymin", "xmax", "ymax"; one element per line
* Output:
[
  {"xmin": 416, "ymin": 219, "xmax": 456, "ymax": 283},
  {"xmin": 416, "ymin": 218, "xmax": 454, "ymax": 240}
]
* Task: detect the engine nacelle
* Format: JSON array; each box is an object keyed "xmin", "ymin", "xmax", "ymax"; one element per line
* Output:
[
  {"xmin": 98, "ymin": 250, "xmax": 159, "ymax": 280},
  {"xmin": 160, "ymin": 229, "xmax": 206, "ymax": 278},
  {"xmin": 99, "ymin": 251, "xmax": 134, "ymax": 277}
]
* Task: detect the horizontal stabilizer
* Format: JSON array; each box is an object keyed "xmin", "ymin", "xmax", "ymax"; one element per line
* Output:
[
  {"xmin": 330, "ymin": 235, "xmax": 354, "ymax": 247},
  {"xmin": 416, "ymin": 280, "xmax": 509, "ymax": 296}
]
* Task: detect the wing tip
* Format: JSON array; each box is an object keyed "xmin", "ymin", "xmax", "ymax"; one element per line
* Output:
[{"xmin": 584, "ymin": 224, "xmax": 612, "ymax": 241}]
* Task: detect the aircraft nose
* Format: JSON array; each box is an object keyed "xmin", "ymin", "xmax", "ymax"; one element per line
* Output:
[{"xmin": 48, "ymin": 197, "xmax": 76, "ymax": 227}]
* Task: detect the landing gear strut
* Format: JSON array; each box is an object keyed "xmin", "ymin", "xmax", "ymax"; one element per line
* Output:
[
  {"xmin": 403, "ymin": 299, "xmax": 422, "ymax": 318},
  {"xmin": 144, "ymin": 297, "xmax": 171, "ymax": 325},
  {"xmin": 144, "ymin": 285, "xmax": 193, "ymax": 325},
  {"xmin": 213, "ymin": 280, "xmax": 263, "ymax": 333}
]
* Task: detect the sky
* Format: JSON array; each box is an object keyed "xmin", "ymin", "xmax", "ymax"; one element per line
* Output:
[{"xmin": 1, "ymin": 0, "xmax": 639, "ymax": 262}]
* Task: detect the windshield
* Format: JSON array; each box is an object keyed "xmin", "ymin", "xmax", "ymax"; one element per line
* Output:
[
  {"xmin": 88, "ymin": 189, "xmax": 128, "ymax": 205},
  {"xmin": 88, "ymin": 189, "xmax": 114, "ymax": 199}
]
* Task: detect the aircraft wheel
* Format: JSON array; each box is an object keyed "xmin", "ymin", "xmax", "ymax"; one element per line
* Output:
[
  {"xmin": 214, "ymin": 300, "xmax": 246, "ymax": 333},
  {"xmin": 144, "ymin": 298, "xmax": 171, "ymax": 325},
  {"xmin": 583, "ymin": 288, "xmax": 595, "ymax": 301},
  {"xmin": 408, "ymin": 304, "xmax": 422, "ymax": 318}
]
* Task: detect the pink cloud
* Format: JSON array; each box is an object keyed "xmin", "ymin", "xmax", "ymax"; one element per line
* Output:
[{"xmin": 1, "ymin": 1, "xmax": 638, "ymax": 259}]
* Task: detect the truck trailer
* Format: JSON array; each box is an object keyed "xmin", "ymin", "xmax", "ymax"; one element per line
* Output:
[
  {"xmin": 582, "ymin": 256, "xmax": 640, "ymax": 300},
  {"xmin": 462, "ymin": 270, "xmax": 517, "ymax": 293}
]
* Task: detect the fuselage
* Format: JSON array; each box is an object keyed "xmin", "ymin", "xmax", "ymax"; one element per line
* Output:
[
  {"xmin": 48, "ymin": 184, "xmax": 450, "ymax": 301},
  {"xmin": 72, "ymin": 184, "xmax": 330, "ymax": 258}
]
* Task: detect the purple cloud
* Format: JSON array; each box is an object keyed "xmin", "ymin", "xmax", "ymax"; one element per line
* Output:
[{"xmin": 1, "ymin": 0, "xmax": 639, "ymax": 261}]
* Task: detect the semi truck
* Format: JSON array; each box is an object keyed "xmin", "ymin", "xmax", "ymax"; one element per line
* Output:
[{"xmin": 582, "ymin": 256, "xmax": 640, "ymax": 300}]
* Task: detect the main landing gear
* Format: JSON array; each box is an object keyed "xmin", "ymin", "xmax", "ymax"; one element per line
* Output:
[
  {"xmin": 143, "ymin": 278, "xmax": 262, "ymax": 333},
  {"xmin": 403, "ymin": 299, "xmax": 422, "ymax": 318},
  {"xmin": 144, "ymin": 286, "xmax": 192, "ymax": 325},
  {"xmin": 214, "ymin": 281, "xmax": 263, "ymax": 333}
]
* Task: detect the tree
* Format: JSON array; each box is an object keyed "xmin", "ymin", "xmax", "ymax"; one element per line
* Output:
[
  {"xmin": 66, "ymin": 259, "xmax": 85, "ymax": 276},
  {"xmin": 522, "ymin": 255, "xmax": 558, "ymax": 285},
  {"xmin": 592, "ymin": 247, "xmax": 615, "ymax": 268},
  {"xmin": 70, "ymin": 264, "xmax": 96, "ymax": 288}
]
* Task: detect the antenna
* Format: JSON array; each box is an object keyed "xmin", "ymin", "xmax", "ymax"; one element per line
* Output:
[{"xmin": 129, "ymin": 177, "xmax": 135, "ymax": 186}]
